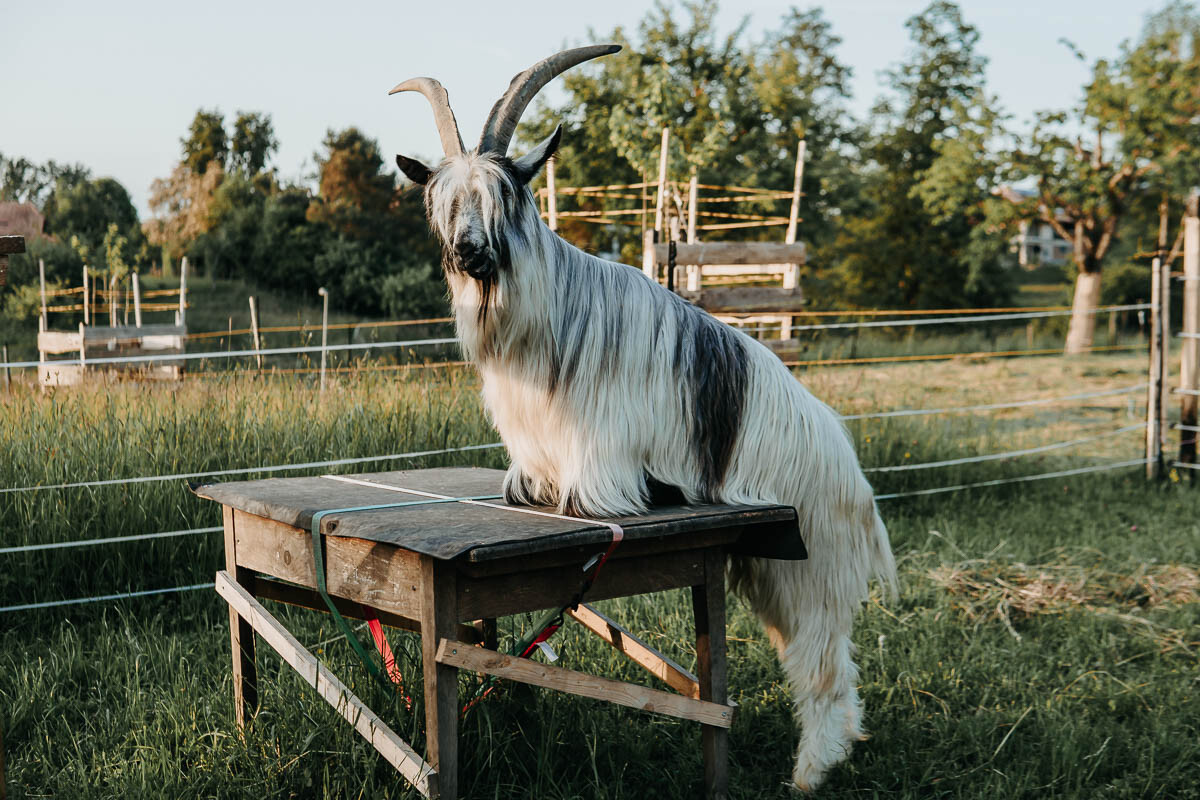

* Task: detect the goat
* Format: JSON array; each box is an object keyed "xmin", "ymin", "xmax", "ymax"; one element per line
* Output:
[{"xmin": 390, "ymin": 45, "xmax": 896, "ymax": 792}]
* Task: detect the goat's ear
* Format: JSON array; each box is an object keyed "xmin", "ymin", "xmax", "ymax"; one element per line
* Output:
[
  {"xmin": 510, "ymin": 124, "xmax": 562, "ymax": 185},
  {"xmin": 396, "ymin": 154, "xmax": 433, "ymax": 186}
]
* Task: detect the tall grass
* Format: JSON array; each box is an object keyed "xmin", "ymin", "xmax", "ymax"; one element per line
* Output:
[{"xmin": 0, "ymin": 353, "xmax": 1195, "ymax": 798}]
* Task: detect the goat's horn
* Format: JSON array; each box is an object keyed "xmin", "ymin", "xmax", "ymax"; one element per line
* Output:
[
  {"xmin": 478, "ymin": 44, "xmax": 621, "ymax": 156},
  {"xmin": 389, "ymin": 77, "xmax": 466, "ymax": 158}
]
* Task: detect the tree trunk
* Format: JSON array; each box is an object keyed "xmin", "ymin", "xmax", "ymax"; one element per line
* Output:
[{"xmin": 1064, "ymin": 270, "xmax": 1103, "ymax": 354}]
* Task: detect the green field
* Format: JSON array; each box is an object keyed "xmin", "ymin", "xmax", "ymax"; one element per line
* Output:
[{"xmin": 1, "ymin": 354, "xmax": 1197, "ymax": 799}]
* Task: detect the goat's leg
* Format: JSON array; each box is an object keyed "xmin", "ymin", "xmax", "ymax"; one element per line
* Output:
[{"xmin": 730, "ymin": 556, "xmax": 864, "ymax": 792}]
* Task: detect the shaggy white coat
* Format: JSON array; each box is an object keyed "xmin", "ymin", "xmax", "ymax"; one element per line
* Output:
[{"xmin": 423, "ymin": 150, "xmax": 896, "ymax": 791}]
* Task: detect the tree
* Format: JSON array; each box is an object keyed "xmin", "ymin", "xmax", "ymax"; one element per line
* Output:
[
  {"xmin": 308, "ymin": 127, "xmax": 395, "ymax": 234},
  {"xmin": 43, "ymin": 175, "xmax": 146, "ymax": 258},
  {"xmin": 828, "ymin": 1, "xmax": 1014, "ymax": 309},
  {"xmin": 518, "ymin": 1, "xmax": 860, "ymax": 265},
  {"xmin": 182, "ymin": 109, "xmax": 228, "ymax": 176},
  {"xmin": 1007, "ymin": 3, "xmax": 1200, "ymax": 352},
  {"xmin": 229, "ymin": 111, "xmax": 278, "ymax": 177}
]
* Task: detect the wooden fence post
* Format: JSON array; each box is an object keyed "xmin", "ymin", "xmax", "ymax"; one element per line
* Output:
[
  {"xmin": 178, "ymin": 257, "xmax": 188, "ymax": 326},
  {"xmin": 1179, "ymin": 193, "xmax": 1199, "ymax": 471},
  {"xmin": 654, "ymin": 127, "xmax": 670, "ymax": 235},
  {"xmin": 546, "ymin": 158, "xmax": 558, "ymax": 233},
  {"xmin": 1147, "ymin": 257, "xmax": 1166, "ymax": 479},
  {"xmin": 38, "ymin": 258, "xmax": 47, "ymax": 329},
  {"xmin": 82, "ymin": 264, "xmax": 90, "ymax": 326},
  {"xmin": 248, "ymin": 296, "xmax": 263, "ymax": 373},
  {"xmin": 2, "ymin": 344, "xmax": 10, "ymax": 391},
  {"xmin": 318, "ymin": 287, "xmax": 330, "ymax": 393},
  {"xmin": 132, "ymin": 272, "xmax": 143, "ymax": 328}
]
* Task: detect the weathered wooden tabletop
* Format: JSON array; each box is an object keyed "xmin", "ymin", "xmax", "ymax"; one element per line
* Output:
[{"xmin": 193, "ymin": 467, "xmax": 804, "ymax": 562}]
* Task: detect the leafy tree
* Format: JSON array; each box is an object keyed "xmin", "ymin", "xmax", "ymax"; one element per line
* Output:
[
  {"xmin": 1005, "ymin": 2, "xmax": 1200, "ymax": 351},
  {"xmin": 182, "ymin": 109, "xmax": 229, "ymax": 176},
  {"xmin": 229, "ymin": 111, "xmax": 278, "ymax": 177},
  {"xmin": 518, "ymin": 1, "xmax": 860, "ymax": 265},
  {"xmin": 0, "ymin": 154, "xmax": 49, "ymax": 204},
  {"xmin": 307, "ymin": 127, "xmax": 396, "ymax": 235},
  {"xmin": 828, "ymin": 1, "xmax": 1014, "ymax": 309},
  {"xmin": 42, "ymin": 175, "xmax": 148, "ymax": 266}
]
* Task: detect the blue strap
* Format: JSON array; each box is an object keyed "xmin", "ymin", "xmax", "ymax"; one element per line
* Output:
[{"xmin": 308, "ymin": 494, "xmax": 502, "ymax": 686}]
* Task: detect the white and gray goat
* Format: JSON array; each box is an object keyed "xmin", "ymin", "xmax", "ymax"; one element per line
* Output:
[{"xmin": 391, "ymin": 45, "xmax": 896, "ymax": 791}]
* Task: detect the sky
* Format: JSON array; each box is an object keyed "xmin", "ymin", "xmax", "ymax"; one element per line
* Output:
[{"xmin": 2, "ymin": 0, "xmax": 1169, "ymax": 217}]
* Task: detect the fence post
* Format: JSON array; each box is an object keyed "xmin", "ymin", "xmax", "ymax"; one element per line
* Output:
[
  {"xmin": 2, "ymin": 344, "xmax": 9, "ymax": 391},
  {"xmin": 642, "ymin": 229, "xmax": 657, "ymax": 281},
  {"xmin": 38, "ymin": 258, "xmax": 47, "ymax": 329},
  {"xmin": 653, "ymin": 127, "xmax": 670, "ymax": 235},
  {"xmin": 1179, "ymin": 193, "xmax": 1199, "ymax": 471},
  {"xmin": 318, "ymin": 287, "xmax": 329, "ymax": 392},
  {"xmin": 132, "ymin": 272, "xmax": 143, "ymax": 328},
  {"xmin": 546, "ymin": 158, "xmax": 558, "ymax": 233},
  {"xmin": 248, "ymin": 296, "xmax": 263, "ymax": 373},
  {"xmin": 178, "ymin": 257, "xmax": 188, "ymax": 326},
  {"xmin": 82, "ymin": 264, "xmax": 89, "ymax": 326},
  {"xmin": 1147, "ymin": 257, "xmax": 1166, "ymax": 479}
]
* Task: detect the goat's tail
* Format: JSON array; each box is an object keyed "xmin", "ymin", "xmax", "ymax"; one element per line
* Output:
[{"xmin": 868, "ymin": 505, "xmax": 899, "ymax": 600}]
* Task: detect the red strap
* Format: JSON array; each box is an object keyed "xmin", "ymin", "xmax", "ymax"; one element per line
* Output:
[{"xmin": 360, "ymin": 605, "xmax": 412, "ymax": 708}]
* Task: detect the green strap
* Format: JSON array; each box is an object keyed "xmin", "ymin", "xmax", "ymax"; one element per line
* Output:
[{"xmin": 308, "ymin": 494, "xmax": 502, "ymax": 687}]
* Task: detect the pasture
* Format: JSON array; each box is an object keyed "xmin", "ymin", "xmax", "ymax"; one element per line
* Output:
[{"xmin": 1, "ymin": 353, "xmax": 1197, "ymax": 799}]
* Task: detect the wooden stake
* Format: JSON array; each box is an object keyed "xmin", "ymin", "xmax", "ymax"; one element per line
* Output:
[
  {"xmin": 546, "ymin": 158, "xmax": 559, "ymax": 232},
  {"xmin": 686, "ymin": 171, "xmax": 698, "ymax": 244},
  {"xmin": 38, "ymin": 258, "xmax": 47, "ymax": 329},
  {"xmin": 785, "ymin": 140, "xmax": 805, "ymax": 246},
  {"xmin": 82, "ymin": 264, "xmax": 90, "ymax": 326},
  {"xmin": 643, "ymin": 229, "xmax": 658, "ymax": 280},
  {"xmin": 1180, "ymin": 194, "xmax": 1199, "ymax": 469},
  {"xmin": 318, "ymin": 287, "xmax": 329, "ymax": 392},
  {"xmin": 3, "ymin": 345, "xmax": 9, "ymax": 391},
  {"xmin": 178, "ymin": 257, "xmax": 188, "ymax": 326},
  {"xmin": 1147, "ymin": 257, "xmax": 1165, "ymax": 479},
  {"xmin": 132, "ymin": 272, "xmax": 143, "ymax": 328},
  {"xmin": 248, "ymin": 296, "xmax": 263, "ymax": 372},
  {"xmin": 654, "ymin": 127, "xmax": 670, "ymax": 234}
]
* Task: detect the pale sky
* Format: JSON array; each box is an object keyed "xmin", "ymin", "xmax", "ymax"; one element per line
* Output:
[{"xmin": 2, "ymin": 0, "xmax": 1166, "ymax": 216}]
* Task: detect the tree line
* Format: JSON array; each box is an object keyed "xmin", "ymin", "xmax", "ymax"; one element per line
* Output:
[{"xmin": 2, "ymin": 0, "xmax": 1198, "ymax": 347}]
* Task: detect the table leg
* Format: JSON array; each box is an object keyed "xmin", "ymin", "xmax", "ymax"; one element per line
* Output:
[
  {"xmin": 223, "ymin": 507, "xmax": 258, "ymax": 730},
  {"xmin": 692, "ymin": 547, "xmax": 729, "ymax": 800},
  {"xmin": 420, "ymin": 557, "xmax": 459, "ymax": 799}
]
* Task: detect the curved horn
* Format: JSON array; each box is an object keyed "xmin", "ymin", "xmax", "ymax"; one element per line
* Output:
[
  {"xmin": 478, "ymin": 44, "xmax": 621, "ymax": 156},
  {"xmin": 388, "ymin": 77, "xmax": 466, "ymax": 158}
]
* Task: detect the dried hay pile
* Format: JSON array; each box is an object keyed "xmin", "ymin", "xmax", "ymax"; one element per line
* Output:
[{"xmin": 929, "ymin": 555, "xmax": 1199, "ymax": 653}]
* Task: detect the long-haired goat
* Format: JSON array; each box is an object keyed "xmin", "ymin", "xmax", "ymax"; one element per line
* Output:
[{"xmin": 391, "ymin": 45, "xmax": 896, "ymax": 791}]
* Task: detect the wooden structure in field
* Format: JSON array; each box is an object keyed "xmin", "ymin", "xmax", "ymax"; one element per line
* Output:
[
  {"xmin": 36, "ymin": 258, "xmax": 190, "ymax": 386},
  {"xmin": 197, "ymin": 467, "xmax": 804, "ymax": 800},
  {"xmin": 538, "ymin": 131, "xmax": 808, "ymax": 347},
  {"xmin": 0, "ymin": 234, "xmax": 24, "ymax": 287}
]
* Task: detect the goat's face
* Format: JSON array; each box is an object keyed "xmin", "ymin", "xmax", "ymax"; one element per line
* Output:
[
  {"xmin": 396, "ymin": 126, "xmax": 560, "ymax": 286},
  {"xmin": 390, "ymin": 44, "xmax": 617, "ymax": 297}
]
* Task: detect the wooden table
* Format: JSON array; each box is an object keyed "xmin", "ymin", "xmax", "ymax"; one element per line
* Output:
[{"xmin": 196, "ymin": 467, "xmax": 803, "ymax": 799}]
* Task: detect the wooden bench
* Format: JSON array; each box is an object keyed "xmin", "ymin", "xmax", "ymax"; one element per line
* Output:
[{"xmin": 195, "ymin": 466, "xmax": 804, "ymax": 799}]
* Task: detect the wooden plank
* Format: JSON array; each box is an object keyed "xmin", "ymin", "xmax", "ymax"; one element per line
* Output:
[
  {"xmin": 251, "ymin": 578, "xmax": 483, "ymax": 645},
  {"xmin": 697, "ymin": 264, "xmax": 792, "ymax": 277},
  {"xmin": 693, "ymin": 548, "xmax": 729, "ymax": 799},
  {"xmin": 785, "ymin": 140, "xmax": 806, "ymax": 245},
  {"xmin": 420, "ymin": 557, "xmax": 459, "ymax": 800},
  {"xmin": 224, "ymin": 507, "xmax": 258, "ymax": 730},
  {"xmin": 457, "ymin": 548, "xmax": 704, "ymax": 620},
  {"xmin": 0, "ymin": 236, "xmax": 25, "ymax": 255},
  {"xmin": 82, "ymin": 323, "xmax": 186, "ymax": 341},
  {"xmin": 37, "ymin": 330, "xmax": 83, "ymax": 354},
  {"xmin": 231, "ymin": 510, "xmax": 423, "ymax": 621},
  {"xmin": 435, "ymin": 639, "xmax": 733, "ymax": 728},
  {"xmin": 655, "ymin": 242, "xmax": 805, "ymax": 266},
  {"xmin": 678, "ymin": 287, "xmax": 807, "ymax": 314},
  {"xmin": 214, "ymin": 571, "xmax": 437, "ymax": 797},
  {"xmin": 1180, "ymin": 196, "xmax": 1199, "ymax": 467},
  {"xmin": 567, "ymin": 603, "xmax": 700, "ymax": 699}
]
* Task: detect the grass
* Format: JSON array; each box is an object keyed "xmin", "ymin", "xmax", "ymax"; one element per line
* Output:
[{"xmin": 0, "ymin": 353, "xmax": 1197, "ymax": 799}]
